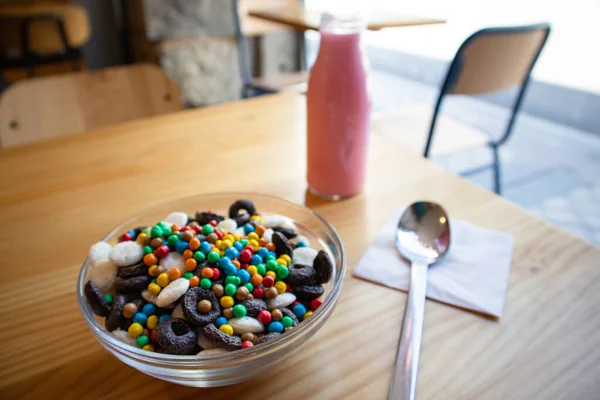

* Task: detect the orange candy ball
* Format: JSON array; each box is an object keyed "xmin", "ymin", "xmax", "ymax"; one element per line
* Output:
[
  {"xmin": 201, "ymin": 268, "xmax": 214, "ymax": 279},
  {"xmin": 168, "ymin": 268, "xmax": 182, "ymax": 281},
  {"xmin": 232, "ymin": 260, "xmax": 241, "ymax": 269},
  {"xmin": 183, "ymin": 249, "xmax": 194, "ymax": 260},
  {"xmin": 184, "ymin": 258, "xmax": 197, "ymax": 272},
  {"xmin": 143, "ymin": 253, "xmax": 158, "ymax": 266},
  {"xmin": 189, "ymin": 238, "xmax": 200, "ymax": 251},
  {"xmin": 255, "ymin": 225, "xmax": 266, "ymax": 237},
  {"xmin": 251, "ymin": 274, "xmax": 263, "ymax": 286},
  {"xmin": 265, "ymin": 242, "xmax": 276, "ymax": 252},
  {"xmin": 189, "ymin": 276, "xmax": 200, "ymax": 287}
]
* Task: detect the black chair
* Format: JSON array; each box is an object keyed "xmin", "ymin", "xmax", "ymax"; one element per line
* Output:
[{"xmin": 375, "ymin": 23, "xmax": 551, "ymax": 194}]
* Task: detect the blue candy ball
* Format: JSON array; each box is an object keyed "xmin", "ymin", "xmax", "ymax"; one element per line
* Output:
[
  {"xmin": 199, "ymin": 241, "xmax": 211, "ymax": 254},
  {"xmin": 243, "ymin": 224, "xmax": 255, "ymax": 234},
  {"xmin": 268, "ymin": 251, "xmax": 277, "ymax": 259},
  {"xmin": 293, "ymin": 304, "xmax": 307, "ymax": 319},
  {"xmin": 133, "ymin": 312, "xmax": 148, "ymax": 326},
  {"xmin": 175, "ymin": 240, "xmax": 189, "ymax": 254},
  {"xmin": 141, "ymin": 303, "xmax": 155, "ymax": 316},
  {"xmin": 215, "ymin": 317, "xmax": 228, "ymax": 328},
  {"xmin": 268, "ymin": 321, "xmax": 285, "ymax": 333},
  {"xmin": 236, "ymin": 269, "xmax": 251, "ymax": 284},
  {"xmin": 219, "ymin": 256, "xmax": 232, "ymax": 268},
  {"xmin": 224, "ymin": 264, "xmax": 238, "ymax": 276},
  {"xmin": 127, "ymin": 229, "xmax": 137, "ymax": 239},
  {"xmin": 225, "ymin": 247, "xmax": 239, "ymax": 259},
  {"xmin": 257, "ymin": 248, "xmax": 269, "ymax": 259},
  {"xmin": 233, "ymin": 241, "xmax": 244, "ymax": 251},
  {"xmin": 296, "ymin": 241, "xmax": 307, "ymax": 248},
  {"xmin": 250, "ymin": 254, "xmax": 263, "ymax": 266},
  {"xmin": 158, "ymin": 314, "xmax": 171, "ymax": 323}
]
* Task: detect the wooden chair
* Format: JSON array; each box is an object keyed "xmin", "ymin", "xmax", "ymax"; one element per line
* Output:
[
  {"xmin": 0, "ymin": 3, "xmax": 90, "ymax": 76},
  {"xmin": 373, "ymin": 23, "xmax": 551, "ymax": 194},
  {"xmin": 233, "ymin": 0, "xmax": 308, "ymax": 97},
  {"xmin": 0, "ymin": 64, "xmax": 183, "ymax": 148}
]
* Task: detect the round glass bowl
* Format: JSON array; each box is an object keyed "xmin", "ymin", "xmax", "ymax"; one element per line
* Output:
[{"xmin": 77, "ymin": 193, "xmax": 346, "ymax": 387}]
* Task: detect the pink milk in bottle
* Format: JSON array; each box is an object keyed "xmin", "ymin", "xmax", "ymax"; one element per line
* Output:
[{"xmin": 307, "ymin": 13, "xmax": 371, "ymax": 199}]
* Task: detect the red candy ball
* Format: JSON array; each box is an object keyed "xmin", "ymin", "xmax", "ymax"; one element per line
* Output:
[
  {"xmin": 215, "ymin": 229, "xmax": 224, "ymax": 239},
  {"xmin": 193, "ymin": 225, "xmax": 202, "ymax": 234},
  {"xmin": 262, "ymin": 276, "xmax": 275, "ymax": 287},
  {"xmin": 286, "ymin": 283, "xmax": 291, "ymax": 292},
  {"xmin": 253, "ymin": 288, "xmax": 264, "ymax": 299},
  {"xmin": 211, "ymin": 268, "xmax": 221, "ymax": 281},
  {"xmin": 155, "ymin": 245, "xmax": 170, "ymax": 259},
  {"xmin": 119, "ymin": 233, "xmax": 133, "ymax": 242},
  {"xmin": 241, "ymin": 263, "xmax": 249, "ymax": 270},
  {"xmin": 238, "ymin": 250, "xmax": 252, "ymax": 263},
  {"xmin": 291, "ymin": 301, "xmax": 301, "ymax": 307},
  {"xmin": 209, "ymin": 220, "xmax": 218, "ymax": 227},
  {"xmin": 241, "ymin": 341, "xmax": 254, "ymax": 349},
  {"xmin": 310, "ymin": 298, "xmax": 322, "ymax": 311},
  {"xmin": 257, "ymin": 310, "xmax": 272, "ymax": 325},
  {"xmin": 243, "ymin": 245, "xmax": 254, "ymax": 254},
  {"xmin": 180, "ymin": 226, "xmax": 190, "ymax": 232},
  {"xmin": 150, "ymin": 329, "xmax": 158, "ymax": 343}
]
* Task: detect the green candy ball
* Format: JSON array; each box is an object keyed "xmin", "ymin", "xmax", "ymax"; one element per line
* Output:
[
  {"xmin": 266, "ymin": 260, "xmax": 278, "ymax": 271},
  {"xmin": 143, "ymin": 245, "xmax": 153, "ymax": 255},
  {"xmin": 183, "ymin": 272, "xmax": 194, "ymax": 280},
  {"xmin": 193, "ymin": 251, "xmax": 206, "ymax": 262},
  {"xmin": 150, "ymin": 225, "xmax": 163, "ymax": 239},
  {"xmin": 136, "ymin": 335, "xmax": 149, "ymax": 348},
  {"xmin": 281, "ymin": 316, "xmax": 294, "ymax": 328},
  {"xmin": 256, "ymin": 264, "xmax": 267, "ymax": 276},
  {"xmin": 244, "ymin": 283, "xmax": 254, "ymax": 292},
  {"xmin": 202, "ymin": 224, "xmax": 214, "ymax": 235},
  {"xmin": 200, "ymin": 278, "xmax": 212, "ymax": 289},
  {"xmin": 276, "ymin": 265, "xmax": 289, "ymax": 279},
  {"xmin": 232, "ymin": 304, "xmax": 247, "ymax": 318},
  {"xmin": 207, "ymin": 251, "xmax": 220, "ymax": 263},
  {"xmin": 224, "ymin": 283, "xmax": 237, "ymax": 296},
  {"xmin": 103, "ymin": 293, "xmax": 113, "ymax": 305}
]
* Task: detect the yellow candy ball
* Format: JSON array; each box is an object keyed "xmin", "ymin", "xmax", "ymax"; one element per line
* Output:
[
  {"xmin": 247, "ymin": 266, "xmax": 258, "ymax": 276},
  {"xmin": 148, "ymin": 283, "xmax": 161, "ymax": 296},
  {"xmin": 303, "ymin": 311, "xmax": 313, "ymax": 321},
  {"xmin": 276, "ymin": 258, "xmax": 289, "ymax": 267},
  {"xmin": 210, "ymin": 247, "xmax": 220, "ymax": 253},
  {"xmin": 274, "ymin": 281, "xmax": 287, "ymax": 294},
  {"xmin": 232, "ymin": 234, "xmax": 241, "ymax": 242},
  {"xmin": 223, "ymin": 234, "xmax": 234, "ymax": 243},
  {"xmin": 136, "ymin": 233, "xmax": 148, "ymax": 245},
  {"xmin": 250, "ymin": 215, "xmax": 263, "ymax": 222},
  {"xmin": 215, "ymin": 240, "xmax": 223, "ymax": 249},
  {"xmin": 128, "ymin": 322, "xmax": 144, "ymax": 337},
  {"xmin": 220, "ymin": 296, "xmax": 234, "ymax": 308},
  {"xmin": 223, "ymin": 239, "xmax": 233, "ymax": 248},
  {"xmin": 247, "ymin": 232, "xmax": 259, "ymax": 241},
  {"xmin": 142, "ymin": 344, "xmax": 155, "ymax": 352},
  {"xmin": 148, "ymin": 265, "xmax": 160, "ymax": 277},
  {"xmin": 146, "ymin": 315, "xmax": 158, "ymax": 330},
  {"xmin": 265, "ymin": 271, "xmax": 277, "ymax": 279},
  {"xmin": 219, "ymin": 324, "xmax": 234, "ymax": 335},
  {"xmin": 156, "ymin": 273, "xmax": 170, "ymax": 288},
  {"xmin": 280, "ymin": 254, "xmax": 291, "ymax": 263},
  {"xmin": 219, "ymin": 249, "xmax": 225, "ymax": 257}
]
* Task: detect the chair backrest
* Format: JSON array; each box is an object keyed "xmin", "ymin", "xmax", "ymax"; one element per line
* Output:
[
  {"xmin": 0, "ymin": 63, "xmax": 184, "ymax": 148},
  {"xmin": 443, "ymin": 23, "xmax": 550, "ymax": 96},
  {"xmin": 0, "ymin": 4, "xmax": 90, "ymax": 55}
]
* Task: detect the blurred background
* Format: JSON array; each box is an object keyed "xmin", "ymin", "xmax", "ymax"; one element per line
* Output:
[{"xmin": 1, "ymin": 0, "xmax": 598, "ymax": 244}]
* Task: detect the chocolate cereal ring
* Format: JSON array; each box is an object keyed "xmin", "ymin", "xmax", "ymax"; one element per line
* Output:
[
  {"xmin": 313, "ymin": 250, "xmax": 334, "ymax": 284},
  {"xmin": 115, "ymin": 275, "xmax": 151, "ymax": 293},
  {"xmin": 156, "ymin": 318, "xmax": 197, "ymax": 355},
  {"xmin": 105, "ymin": 294, "xmax": 127, "ymax": 332},
  {"xmin": 182, "ymin": 287, "xmax": 221, "ymax": 327},
  {"xmin": 272, "ymin": 231, "xmax": 293, "ymax": 257},
  {"xmin": 228, "ymin": 199, "xmax": 256, "ymax": 218},
  {"xmin": 195, "ymin": 211, "xmax": 225, "ymax": 226},
  {"xmin": 254, "ymin": 332, "xmax": 281, "ymax": 346},
  {"xmin": 204, "ymin": 324, "xmax": 242, "ymax": 350},
  {"xmin": 286, "ymin": 264, "xmax": 316, "ymax": 286},
  {"xmin": 116, "ymin": 261, "xmax": 147, "ymax": 278},
  {"xmin": 242, "ymin": 298, "xmax": 267, "ymax": 318},
  {"xmin": 292, "ymin": 284, "xmax": 325, "ymax": 301},
  {"xmin": 84, "ymin": 280, "xmax": 110, "ymax": 317},
  {"xmin": 272, "ymin": 226, "xmax": 298, "ymax": 239}
]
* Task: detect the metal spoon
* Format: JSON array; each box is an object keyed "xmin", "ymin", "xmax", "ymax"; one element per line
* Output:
[{"xmin": 388, "ymin": 201, "xmax": 451, "ymax": 400}]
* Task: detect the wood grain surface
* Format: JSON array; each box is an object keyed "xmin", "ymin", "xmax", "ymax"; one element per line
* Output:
[
  {"xmin": 249, "ymin": 6, "xmax": 445, "ymax": 31},
  {"xmin": 0, "ymin": 93, "xmax": 599, "ymax": 399},
  {"xmin": 0, "ymin": 63, "xmax": 183, "ymax": 148}
]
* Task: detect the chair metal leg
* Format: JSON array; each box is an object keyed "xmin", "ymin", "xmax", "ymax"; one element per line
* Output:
[{"xmin": 492, "ymin": 146, "xmax": 502, "ymax": 195}]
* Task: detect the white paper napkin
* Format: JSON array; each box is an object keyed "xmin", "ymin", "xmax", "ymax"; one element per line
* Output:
[{"xmin": 353, "ymin": 208, "xmax": 515, "ymax": 317}]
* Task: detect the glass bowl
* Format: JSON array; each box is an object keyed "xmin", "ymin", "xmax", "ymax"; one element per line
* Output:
[{"xmin": 77, "ymin": 192, "xmax": 346, "ymax": 387}]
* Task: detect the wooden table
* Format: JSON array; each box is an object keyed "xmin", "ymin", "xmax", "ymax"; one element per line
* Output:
[
  {"xmin": 1, "ymin": 93, "xmax": 599, "ymax": 399},
  {"xmin": 249, "ymin": 6, "xmax": 445, "ymax": 31}
]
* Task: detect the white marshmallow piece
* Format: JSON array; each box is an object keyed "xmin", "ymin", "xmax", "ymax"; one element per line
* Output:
[
  {"xmin": 85, "ymin": 258, "xmax": 117, "ymax": 292},
  {"xmin": 159, "ymin": 252, "xmax": 185, "ymax": 274},
  {"xmin": 228, "ymin": 317, "xmax": 265, "ymax": 335},
  {"xmin": 109, "ymin": 241, "xmax": 143, "ymax": 267},
  {"xmin": 171, "ymin": 303, "xmax": 185, "ymax": 319},
  {"xmin": 88, "ymin": 241, "xmax": 112, "ymax": 265},
  {"xmin": 266, "ymin": 292, "xmax": 296, "ymax": 310},
  {"xmin": 292, "ymin": 247, "xmax": 318, "ymax": 266},
  {"xmin": 156, "ymin": 278, "xmax": 189, "ymax": 307},
  {"xmin": 163, "ymin": 211, "xmax": 188, "ymax": 227},
  {"xmin": 262, "ymin": 214, "xmax": 287, "ymax": 228},
  {"xmin": 217, "ymin": 218, "xmax": 237, "ymax": 233},
  {"xmin": 112, "ymin": 329, "xmax": 137, "ymax": 346},
  {"xmin": 262, "ymin": 229, "xmax": 274, "ymax": 243}
]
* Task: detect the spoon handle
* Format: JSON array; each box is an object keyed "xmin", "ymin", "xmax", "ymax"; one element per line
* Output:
[{"xmin": 388, "ymin": 262, "xmax": 429, "ymax": 400}]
